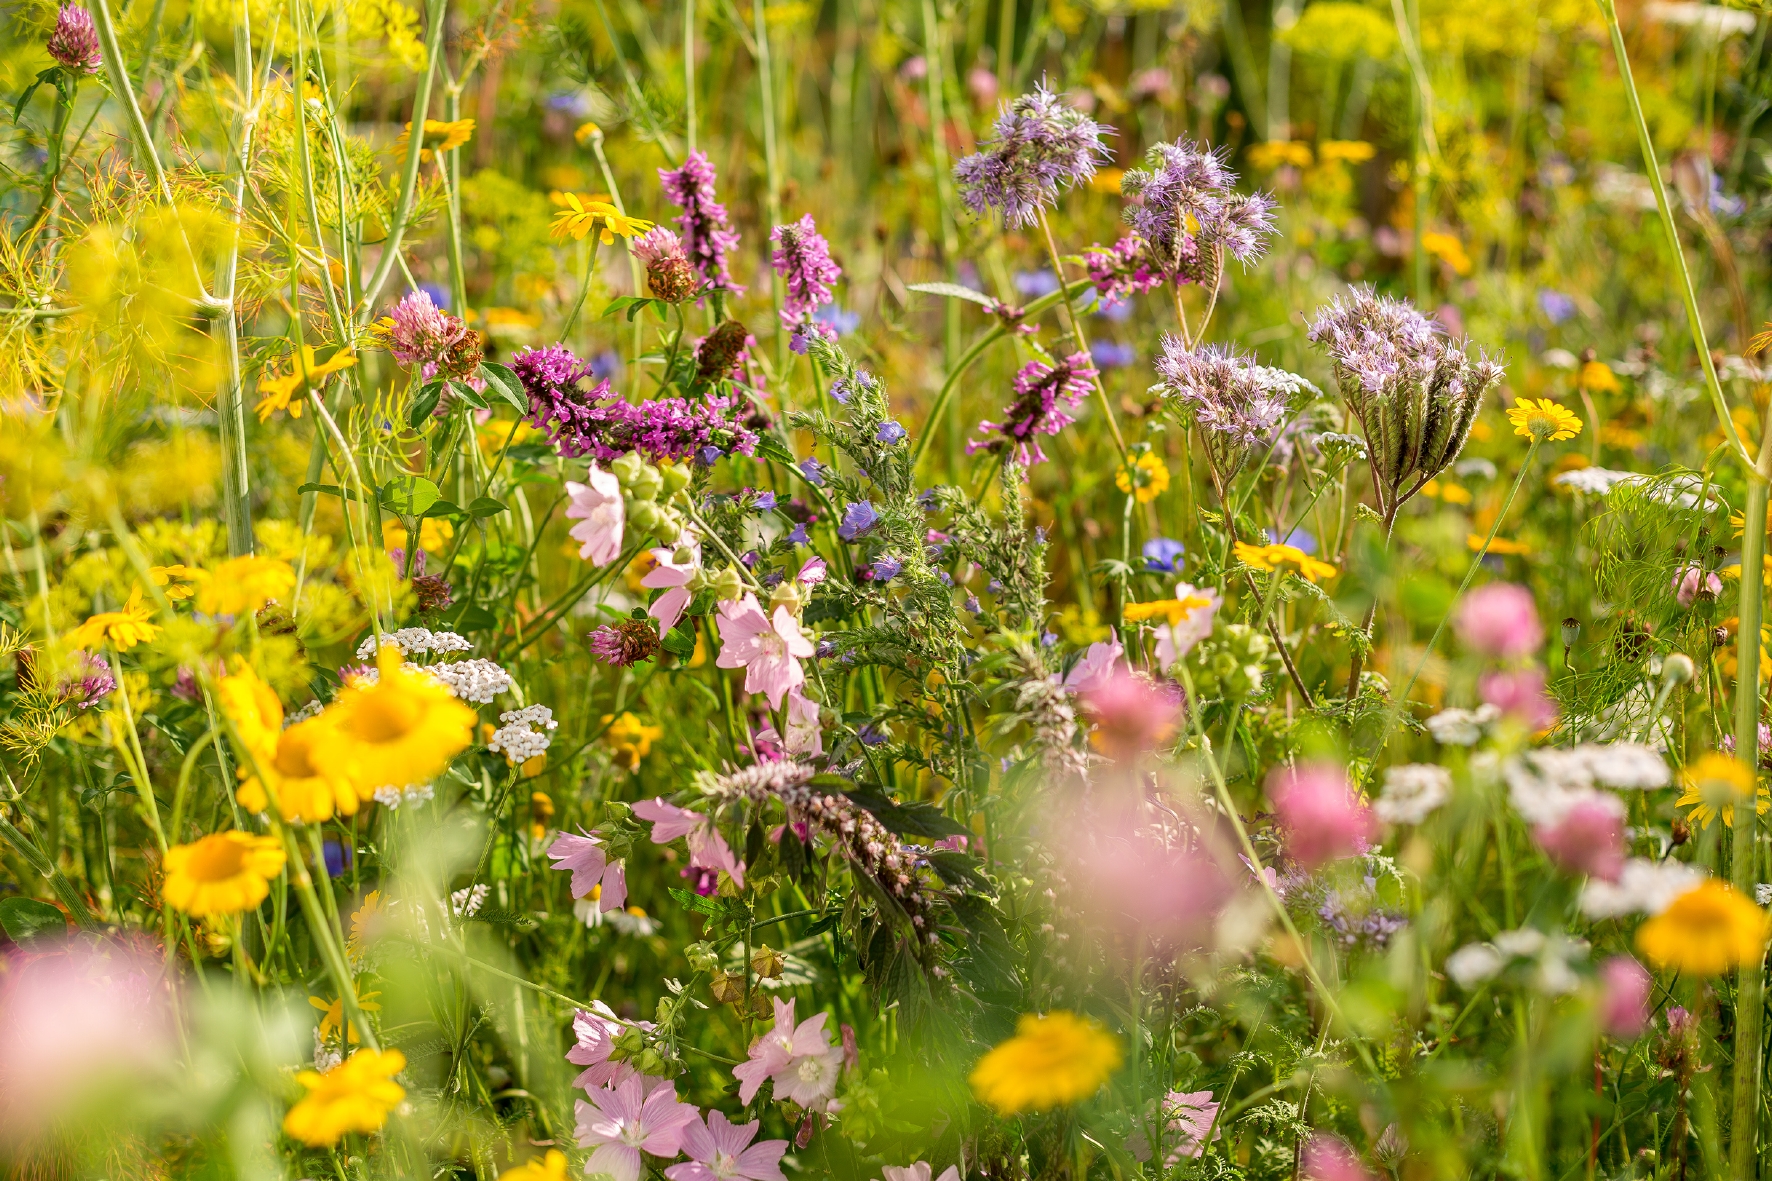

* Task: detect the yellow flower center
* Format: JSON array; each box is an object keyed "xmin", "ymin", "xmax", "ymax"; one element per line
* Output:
[
  {"xmin": 275, "ymin": 727, "xmax": 323, "ymax": 777},
  {"xmin": 350, "ymin": 688, "xmax": 423, "ymax": 743},
  {"xmin": 187, "ymin": 838, "xmax": 250, "ymax": 882}
]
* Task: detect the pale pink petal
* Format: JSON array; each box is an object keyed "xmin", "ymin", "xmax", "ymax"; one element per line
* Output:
[
  {"xmin": 547, "ymin": 831, "xmax": 609, "ymax": 899},
  {"xmin": 586, "ymin": 1143, "xmax": 642, "ymax": 1181},
  {"xmin": 648, "ymin": 585, "xmax": 693, "ymax": 634},
  {"xmin": 599, "ymin": 861, "xmax": 628, "ymax": 912},
  {"xmin": 634, "ymin": 798, "xmax": 707, "ymax": 843}
]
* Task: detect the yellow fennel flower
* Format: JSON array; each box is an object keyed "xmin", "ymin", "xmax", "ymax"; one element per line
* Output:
[
  {"xmin": 970, "ymin": 1011, "xmax": 1122, "ymax": 1116},
  {"xmin": 1507, "ymin": 398, "xmax": 1582, "ymax": 443},
  {"xmin": 282, "ymin": 1048, "xmax": 407, "ymax": 1147},
  {"xmin": 602, "ymin": 711, "xmax": 663, "ymax": 771},
  {"xmin": 1115, "ymin": 452, "xmax": 1170, "ymax": 504},
  {"xmin": 66, "ymin": 587, "xmax": 160, "ymax": 652},
  {"xmin": 393, "ymin": 117, "xmax": 474, "ymax": 161},
  {"xmin": 197, "ymin": 555, "xmax": 297, "ymax": 617},
  {"xmin": 1233, "ymin": 541, "xmax": 1338, "ymax": 583},
  {"xmin": 1637, "ymin": 881, "xmax": 1770, "ymax": 976},
  {"xmin": 1675, "ymin": 752, "xmax": 1766, "ymax": 830},
  {"xmin": 500, "ymin": 1151, "xmax": 571, "ymax": 1181},
  {"xmin": 162, "ymin": 831, "xmax": 287, "ymax": 917},
  {"xmin": 316, "ymin": 644, "xmax": 475, "ymax": 799}
]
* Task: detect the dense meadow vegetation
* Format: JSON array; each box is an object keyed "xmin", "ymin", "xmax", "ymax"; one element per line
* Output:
[{"xmin": 6, "ymin": 0, "xmax": 1772, "ymax": 1176}]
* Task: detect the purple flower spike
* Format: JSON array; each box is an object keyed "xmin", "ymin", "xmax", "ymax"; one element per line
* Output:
[
  {"xmin": 659, "ymin": 150, "xmax": 744, "ymax": 294},
  {"xmin": 770, "ymin": 215, "xmax": 843, "ymax": 328},
  {"xmin": 47, "ymin": 4, "xmax": 102, "ymax": 74},
  {"xmin": 954, "ymin": 82, "xmax": 1114, "ymax": 227},
  {"xmin": 1154, "ymin": 338, "xmax": 1303, "ymax": 480},
  {"xmin": 965, "ymin": 352, "xmax": 1097, "ymax": 465}
]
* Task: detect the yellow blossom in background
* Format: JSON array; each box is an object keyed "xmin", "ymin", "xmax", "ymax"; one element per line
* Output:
[
  {"xmin": 549, "ymin": 192, "xmax": 655, "ymax": 244},
  {"xmin": 1123, "ymin": 587, "xmax": 1217, "ymax": 626},
  {"xmin": 478, "ymin": 418, "xmax": 539, "ymax": 455},
  {"xmin": 163, "ymin": 831, "xmax": 287, "ymax": 917},
  {"xmin": 970, "ymin": 1011, "xmax": 1121, "ymax": 1116},
  {"xmin": 66, "ymin": 587, "xmax": 159, "ymax": 651},
  {"xmin": 282, "ymin": 1048, "xmax": 407, "ymax": 1147},
  {"xmin": 1469, "ymin": 534, "xmax": 1530, "ymax": 555},
  {"xmin": 197, "ymin": 555, "xmax": 297, "ymax": 616},
  {"xmin": 574, "ymin": 122, "xmax": 602, "ymax": 146},
  {"xmin": 394, "ymin": 118, "xmax": 475, "ymax": 161},
  {"xmin": 316, "ymin": 644, "xmax": 476, "ymax": 799},
  {"xmin": 1598, "ymin": 423, "xmax": 1645, "ymax": 450},
  {"xmin": 1317, "ymin": 140, "xmax": 1376, "ymax": 164},
  {"xmin": 1421, "ymin": 231, "xmax": 1472, "ymax": 276},
  {"xmin": 348, "ymin": 891, "xmax": 385, "ymax": 958},
  {"xmin": 218, "ymin": 661, "xmax": 284, "ymax": 760},
  {"xmin": 310, "ymin": 983, "xmax": 383, "ymax": 1045},
  {"xmin": 1115, "ymin": 453, "xmax": 1170, "ymax": 503},
  {"xmin": 1676, "ymin": 752, "xmax": 1766, "ymax": 829},
  {"xmin": 1233, "ymin": 541, "xmax": 1337, "ymax": 583},
  {"xmin": 1247, "ymin": 140, "xmax": 1313, "ymax": 171},
  {"xmin": 239, "ymin": 716, "xmax": 361, "ymax": 823},
  {"xmin": 1636, "ymin": 881, "xmax": 1771, "ymax": 976},
  {"xmin": 500, "ymin": 1150, "xmax": 571, "ymax": 1181},
  {"xmin": 1089, "ymin": 167, "xmax": 1125, "ymax": 193},
  {"xmin": 256, "ymin": 347, "xmax": 358, "ymax": 422},
  {"xmin": 602, "ymin": 711, "xmax": 662, "ymax": 770},
  {"xmin": 384, "ymin": 518, "xmax": 455, "ymax": 554},
  {"xmin": 1578, "ymin": 359, "xmax": 1620, "ymax": 393},
  {"xmin": 529, "ymin": 791, "xmax": 555, "ymax": 839},
  {"xmin": 149, "ymin": 564, "xmax": 199, "ymax": 601},
  {"xmin": 1507, "ymin": 398, "xmax": 1582, "ymax": 443},
  {"xmin": 1419, "ymin": 479, "xmax": 1472, "ymax": 505}
]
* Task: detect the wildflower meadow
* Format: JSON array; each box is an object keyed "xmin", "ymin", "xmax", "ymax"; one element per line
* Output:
[{"xmin": 7, "ymin": 0, "xmax": 1772, "ymax": 1176}]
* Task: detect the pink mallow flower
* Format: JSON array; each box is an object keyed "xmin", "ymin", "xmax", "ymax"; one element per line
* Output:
[
  {"xmin": 1479, "ymin": 666, "xmax": 1559, "ymax": 730},
  {"xmin": 1534, "ymin": 791, "xmax": 1626, "ymax": 882},
  {"xmin": 1062, "ymin": 634, "xmax": 1125, "ymax": 695},
  {"xmin": 1128, "ymin": 1089, "xmax": 1220, "ymax": 1165},
  {"xmin": 568, "ymin": 1001, "xmax": 653, "ymax": 1091},
  {"xmin": 1080, "ymin": 669, "xmax": 1180, "ymax": 761},
  {"xmin": 566, "ymin": 464, "xmax": 626, "ymax": 565},
  {"xmin": 633, "ymin": 798, "xmax": 745, "ymax": 889},
  {"xmin": 575, "ymin": 1075, "xmax": 699, "ymax": 1181},
  {"xmin": 756, "ymin": 689, "xmax": 823, "ymax": 759},
  {"xmin": 643, "ymin": 539, "xmax": 702, "ymax": 633},
  {"xmin": 882, "ymin": 1166, "xmax": 961, "ymax": 1181},
  {"xmin": 547, "ymin": 830, "xmax": 627, "ymax": 912},
  {"xmin": 715, "ymin": 594, "xmax": 815, "ymax": 709},
  {"xmin": 1301, "ymin": 1133, "xmax": 1376, "ymax": 1181},
  {"xmin": 1060, "ymin": 802, "xmax": 1231, "ymax": 947},
  {"xmin": 664, "ymin": 1110, "xmax": 789, "ymax": 1181},
  {"xmin": 731, "ymin": 997, "xmax": 844, "ymax": 1111},
  {"xmin": 1454, "ymin": 582, "xmax": 1543, "ymax": 659},
  {"xmin": 1598, "ymin": 955, "xmax": 1652, "ymax": 1038},
  {"xmin": 1673, "ymin": 564, "xmax": 1722, "ymax": 609},
  {"xmin": 1268, "ymin": 763, "xmax": 1376, "ymax": 870}
]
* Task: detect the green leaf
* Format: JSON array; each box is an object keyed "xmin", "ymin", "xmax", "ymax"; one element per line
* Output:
[
  {"xmin": 423, "ymin": 499, "xmax": 466, "ymax": 520},
  {"xmin": 754, "ymin": 434, "xmax": 796, "ymax": 465},
  {"xmin": 907, "ymin": 280, "xmax": 999, "ymax": 309},
  {"xmin": 297, "ymin": 482, "xmax": 361, "ymax": 502},
  {"xmin": 408, "ymin": 381, "xmax": 444, "ymax": 427},
  {"xmin": 467, "ymin": 496, "xmax": 508, "ymax": 519},
  {"xmin": 446, "ymin": 603, "xmax": 499, "ymax": 631},
  {"xmin": 661, "ymin": 624, "xmax": 697, "ymax": 657},
  {"xmin": 601, "ymin": 295, "xmax": 652, "ymax": 320},
  {"xmin": 450, "ymin": 380, "xmax": 489, "ymax": 410},
  {"xmin": 668, "ymin": 886, "xmax": 728, "ymax": 917},
  {"xmin": 380, "ymin": 474, "xmax": 441, "ymax": 517},
  {"xmin": 12, "ymin": 67, "xmax": 60, "ymax": 124},
  {"xmin": 477, "ymin": 362, "xmax": 530, "ymax": 413},
  {"xmin": 0, "ymin": 897, "xmax": 66, "ymax": 943},
  {"xmin": 843, "ymin": 788, "xmax": 970, "ymax": 838}
]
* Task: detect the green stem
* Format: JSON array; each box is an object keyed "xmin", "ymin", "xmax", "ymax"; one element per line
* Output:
[
  {"xmin": 1035, "ymin": 209, "xmax": 1126, "ymax": 458},
  {"xmin": 358, "ymin": 0, "xmax": 449, "ymax": 316}
]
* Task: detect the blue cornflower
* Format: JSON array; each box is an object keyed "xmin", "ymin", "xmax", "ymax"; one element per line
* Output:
[{"xmin": 752, "ymin": 490, "xmax": 777, "ymax": 512}]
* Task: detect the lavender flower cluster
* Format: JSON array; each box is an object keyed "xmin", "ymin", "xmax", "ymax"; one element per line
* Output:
[
  {"xmin": 511, "ymin": 344, "xmax": 759, "ymax": 464},
  {"xmin": 658, "ymin": 151, "xmax": 744, "ymax": 294},
  {"xmin": 1120, "ymin": 139, "xmax": 1278, "ymax": 282},
  {"xmin": 1154, "ymin": 340, "xmax": 1300, "ymax": 480},
  {"xmin": 769, "ymin": 215, "xmax": 842, "ymax": 328},
  {"xmin": 967, "ymin": 353, "xmax": 1098, "ymax": 466},
  {"xmin": 954, "ymin": 83, "xmax": 1113, "ymax": 227}
]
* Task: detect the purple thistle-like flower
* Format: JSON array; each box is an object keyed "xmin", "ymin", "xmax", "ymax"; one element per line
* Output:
[
  {"xmin": 47, "ymin": 4, "xmax": 102, "ymax": 74},
  {"xmin": 58, "ymin": 652, "xmax": 114, "ymax": 709},
  {"xmin": 1085, "ymin": 238, "xmax": 1164, "ymax": 303},
  {"xmin": 953, "ymin": 82, "xmax": 1114, "ymax": 227},
  {"xmin": 1154, "ymin": 339, "xmax": 1297, "ymax": 480},
  {"xmin": 659, "ymin": 150, "xmax": 744, "ymax": 294},
  {"xmin": 965, "ymin": 352, "xmax": 1097, "ymax": 465},
  {"xmin": 589, "ymin": 619, "xmax": 663, "ymax": 667},
  {"xmin": 1121, "ymin": 139, "xmax": 1278, "ymax": 281},
  {"xmin": 385, "ymin": 290, "xmax": 471, "ymax": 380},
  {"xmin": 1306, "ymin": 288, "xmax": 1448, "ymax": 398},
  {"xmin": 632, "ymin": 226, "xmax": 698, "ymax": 303},
  {"xmin": 770, "ymin": 215, "xmax": 843, "ymax": 328}
]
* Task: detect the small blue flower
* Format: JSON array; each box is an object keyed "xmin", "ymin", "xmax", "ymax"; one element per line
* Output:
[
  {"xmin": 814, "ymin": 303, "xmax": 861, "ymax": 335},
  {"xmin": 323, "ymin": 838, "xmax": 352, "ymax": 878},
  {"xmin": 1143, "ymin": 537, "xmax": 1186, "ymax": 573},
  {"xmin": 786, "ymin": 522, "xmax": 810, "ymax": 545},
  {"xmin": 938, "ymin": 570, "xmax": 953, "ymax": 586},
  {"xmin": 1090, "ymin": 340, "xmax": 1137, "ymax": 368},
  {"xmin": 838, "ymin": 500, "xmax": 879, "ymax": 540},
  {"xmin": 1266, "ymin": 527, "xmax": 1317, "ymax": 555},
  {"xmin": 988, "ymin": 579, "xmax": 1003, "ymax": 593},
  {"xmin": 798, "ymin": 457, "xmax": 826, "ymax": 486},
  {"xmin": 816, "ymin": 638, "xmax": 838, "ymax": 659},
  {"xmin": 965, "ymin": 592, "xmax": 982, "ymax": 614},
  {"xmin": 871, "ymin": 555, "xmax": 903, "ymax": 581},
  {"xmin": 876, "ymin": 421, "xmax": 907, "ymax": 445},
  {"xmin": 1537, "ymin": 289, "xmax": 1576, "ymax": 325},
  {"xmin": 916, "ymin": 488, "xmax": 939, "ymax": 510},
  {"xmin": 740, "ymin": 550, "xmax": 760, "ymax": 568},
  {"xmin": 759, "ymin": 570, "xmax": 785, "ymax": 588},
  {"xmin": 589, "ymin": 350, "xmax": 624, "ymax": 381},
  {"xmin": 697, "ymin": 445, "xmax": 723, "ymax": 466},
  {"xmin": 1014, "ymin": 269, "xmax": 1061, "ymax": 297},
  {"xmin": 1094, "ymin": 293, "xmax": 1133, "ymax": 323},
  {"xmin": 1040, "ymin": 631, "xmax": 1058, "ymax": 647},
  {"xmin": 418, "ymin": 283, "xmax": 451, "ymax": 310},
  {"xmin": 858, "ymin": 723, "xmax": 889, "ymax": 746},
  {"xmin": 752, "ymin": 490, "xmax": 777, "ymax": 512},
  {"xmin": 1034, "ymin": 526, "xmax": 1048, "ymax": 544}
]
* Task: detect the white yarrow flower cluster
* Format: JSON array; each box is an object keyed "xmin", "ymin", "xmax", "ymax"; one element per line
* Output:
[
  {"xmin": 356, "ymin": 628, "xmax": 473, "ymax": 660},
  {"xmin": 1552, "ymin": 467, "xmax": 1641, "ymax": 497},
  {"xmin": 451, "ymin": 883, "xmax": 489, "ymax": 917},
  {"xmin": 1425, "ymin": 705, "xmax": 1501, "ymax": 746},
  {"xmin": 373, "ymin": 784, "xmax": 436, "ymax": 808},
  {"xmin": 489, "ymin": 704, "xmax": 557, "ymax": 763},
  {"xmin": 1504, "ymin": 743, "xmax": 1671, "ymax": 827},
  {"xmin": 430, "ymin": 658, "xmax": 514, "ymax": 703},
  {"xmin": 1580, "ymin": 857, "xmax": 1705, "ymax": 918},
  {"xmin": 1445, "ymin": 928, "xmax": 1586, "ymax": 995},
  {"xmin": 1375, "ymin": 764, "xmax": 1452, "ymax": 826}
]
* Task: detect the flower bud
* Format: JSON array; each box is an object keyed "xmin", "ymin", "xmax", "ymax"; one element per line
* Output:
[
  {"xmin": 610, "ymin": 451, "xmax": 646, "ymax": 486},
  {"xmin": 626, "ymin": 464, "xmax": 664, "ymax": 503},
  {"xmin": 626, "ymin": 500, "xmax": 662, "ymax": 533},
  {"xmin": 708, "ymin": 566, "xmax": 746, "ymax": 602},
  {"xmin": 659, "ymin": 462, "xmax": 692, "ymax": 496},
  {"xmin": 768, "ymin": 579, "xmax": 805, "ymax": 618},
  {"xmin": 684, "ymin": 942, "xmax": 719, "ymax": 973},
  {"xmin": 1662, "ymin": 653, "xmax": 1696, "ymax": 687}
]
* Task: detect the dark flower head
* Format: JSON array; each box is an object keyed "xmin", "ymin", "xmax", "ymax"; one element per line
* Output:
[
  {"xmin": 589, "ymin": 618, "xmax": 663, "ymax": 667},
  {"xmin": 954, "ymin": 82, "xmax": 1114, "ymax": 227},
  {"xmin": 411, "ymin": 574, "xmax": 454, "ymax": 614},
  {"xmin": 58, "ymin": 652, "xmax": 114, "ymax": 709},
  {"xmin": 770, "ymin": 215, "xmax": 843, "ymax": 327},
  {"xmin": 47, "ymin": 4, "xmax": 102, "ymax": 74},
  {"xmin": 659, "ymin": 150, "xmax": 744, "ymax": 294},
  {"xmin": 966, "ymin": 352, "xmax": 1098, "ymax": 465},
  {"xmin": 632, "ymin": 226, "xmax": 698, "ymax": 303},
  {"xmin": 695, "ymin": 320, "xmax": 751, "ymax": 383}
]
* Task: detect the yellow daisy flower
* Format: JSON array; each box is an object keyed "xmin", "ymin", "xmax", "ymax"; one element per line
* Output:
[
  {"xmin": 1122, "ymin": 588, "xmax": 1216, "ymax": 626},
  {"xmin": 316, "ymin": 645, "xmax": 476, "ymax": 799},
  {"xmin": 500, "ymin": 1151, "xmax": 571, "ymax": 1181},
  {"xmin": 66, "ymin": 587, "xmax": 160, "ymax": 652},
  {"xmin": 1637, "ymin": 881, "xmax": 1771, "ymax": 976},
  {"xmin": 602, "ymin": 711, "xmax": 663, "ymax": 771},
  {"xmin": 217, "ymin": 662, "xmax": 284, "ymax": 760},
  {"xmin": 162, "ymin": 831, "xmax": 287, "ymax": 917},
  {"xmin": 1506, "ymin": 398, "xmax": 1583, "ymax": 443},
  {"xmin": 549, "ymin": 191, "xmax": 656, "ymax": 245},
  {"xmin": 1675, "ymin": 752, "xmax": 1766, "ymax": 830},
  {"xmin": 309, "ymin": 982, "xmax": 382, "ymax": 1045},
  {"xmin": 1115, "ymin": 452, "xmax": 1170, "ymax": 504},
  {"xmin": 149, "ymin": 564, "xmax": 199, "ymax": 601},
  {"xmin": 256, "ymin": 346, "xmax": 357, "ymax": 422},
  {"xmin": 393, "ymin": 117, "xmax": 475, "ymax": 161},
  {"xmin": 282, "ymin": 1048, "xmax": 407, "ymax": 1147},
  {"xmin": 1578, "ymin": 359, "xmax": 1620, "ymax": 393},
  {"xmin": 196, "ymin": 555, "xmax": 297, "ymax": 617},
  {"xmin": 969, "ymin": 1011, "xmax": 1122, "ymax": 1116},
  {"xmin": 348, "ymin": 891, "xmax": 385, "ymax": 959},
  {"xmin": 1233, "ymin": 541, "xmax": 1338, "ymax": 583}
]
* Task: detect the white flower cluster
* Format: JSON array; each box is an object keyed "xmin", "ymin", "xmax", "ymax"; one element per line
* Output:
[
  {"xmin": 284, "ymin": 699, "xmax": 325, "ymax": 728},
  {"xmin": 1580, "ymin": 857, "xmax": 1705, "ymax": 918},
  {"xmin": 1758, "ymin": 883, "xmax": 1772, "ymax": 907},
  {"xmin": 1445, "ymin": 927, "xmax": 1588, "ymax": 995},
  {"xmin": 429, "ymin": 658, "xmax": 514, "ymax": 704},
  {"xmin": 1552, "ymin": 467, "xmax": 1640, "ymax": 497},
  {"xmin": 489, "ymin": 704, "xmax": 557, "ymax": 764},
  {"xmin": 451, "ymin": 883, "xmax": 489, "ymax": 918},
  {"xmin": 1503, "ymin": 743, "xmax": 1670, "ymax": 827},
  {"xmin": 1374, "ymin": 764, "xmax": 1451, "ymax": 826},
  {"xmin": 372, "ymin": 784, "xmax": 436, "ymax": 809},
  {"xmin": 1425, "ymin": 705, "xmax": 1500, "ymax": 746},
  {"xmin": 355, "ymin": 628, "xmax": 473, "ymax": 660}
]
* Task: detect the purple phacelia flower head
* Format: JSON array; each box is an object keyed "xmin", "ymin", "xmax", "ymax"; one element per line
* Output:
[
  {"xmin": 47, "ymin": 4, "xmax": 102, "ymax": 74},
  {"xmin": 838, "ymin": 500, "xmax": 879, "ymax": 540},
  {"xmin": 966, "ymin": 352, "xmax": 1098, "ymax": 465},
  {"xmin": 1121, "ymin": 139, "xmax": 1279, "ymax": 281},
  {"xmin": 659, "ymin": 150, "xmax": 744, "ymax": 294},
  {"xmin": 954, "ymin": 82, "xmax": 1114, "ymax": 227},
  {"xmin": 770, "ymin": 214, "xmax": 843, "ymax": 328}
]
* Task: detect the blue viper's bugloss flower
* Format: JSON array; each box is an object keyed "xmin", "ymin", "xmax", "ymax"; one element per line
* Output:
[
  {"xmin": 1143, "ymin": 537, "xmax": 1186, "ymax": 572},
  {"xmin": 839, "ymin": 500, "xmax": 879, "ymax": 540},
  {"xmin": 876, "ymin": 421, "xmax": 907, "ymax": 445},
  {"xmin": 798, "ymin": 457, "xmax": 826, "ymax": 486},
  {"xmin": 786, "ymin": 522, "xmax": 809, "ymax": 545},
  {"xmin": 954, "ymin": 83, "xmax": 1114, "ymax": 227},
  {"xmin": 871, "ymin": 555, "xmax": 903, "ymax": 581},
  {"xmin": 815, "ymin": 304, "xmax": 861, "ymax": 335},
  {"xmin": 1091, "ymin": 340, "xmax": 1137, "ymax": 369},
  {"xmin": 1014, "ymin": 270, "xmax": 1062, "ymax": 297},
  {"xmin": 1537, "ymin": 289, "xmax": 1577, "ymax": 325},
  {"xmin": 752, "ymin": 490, "xmax": 777, "ymax": 512}
]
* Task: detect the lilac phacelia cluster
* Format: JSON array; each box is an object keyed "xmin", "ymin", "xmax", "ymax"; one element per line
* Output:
[
  {"xmin": 953, "ymin": 83, "xmax": 1113, "ymax": 227},
  {"xmin": 769, "ymin": 215, "xmax": 842, "ymax": 328},
  {"xmin": 512, "ymin": 344, "xmax": 758, "ymax": 464},
  {"xmin": 658, "ymin": 150, "xmax": 744, "ymax": 294},
  {"xmin": 47, "ymin": 4, "xmax": 102, "ymax": 74},
  {"xmin": 1120, "ymin": 139, "xmax": 1278, "ymax": 282},
  {"xmin": 966, "ymin": 352, "xmax": 1098, "ymax": 465},
  {"xmin": 1085, "ymin": 237, "xmax": 1164, "ymax": 303},
  {"xmin": 1153, "ymin": 339, "xmax": 1302, "ymax": 481}
]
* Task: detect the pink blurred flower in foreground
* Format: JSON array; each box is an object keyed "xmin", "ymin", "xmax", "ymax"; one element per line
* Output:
[
  {"xmin": 547, "ymin": 830, "xmax": 627, "ymax": 911},
  {"xmin": 1479, "ymin": 666, "xmax": 1559, "ymax": 730},
  {"xmin": 1301, "ymin": 1133, "xmax": 1377, "ymax": 1181},
  {"xmin": 664, "ymin": 1110, "xmax": 789, "ymax": 1181},
  {"xmin": 566, "ymin": 465, "xmax": 625, "ymax": 565},
  {"xmin": 634, "ymin": 797, "xmax": 745, "ymax": 889},
  {"xmin": 731, "ymin": 997, "xmax": 844, "ymax": 1111},
  {"xmin": 1060, "ymin": 803, "xmax": 1231, "ymax": 947},
  {"xmin": 1080, "ymin": 669, "xmax": 1180, "ymax": 761},
  {"xmin": 0, "ymin": 935, "xmax": 174, "ymax": 1142},
  {"xmin": 715, "ymin": 594, "xmax": 815, "ymax": 709},
  {"xmin": 568, "ymin": 1001, "xmax": 653, "ymax": 1090},
  {"xmin": 1153, "ymin": 583, "xmax": 1221, "ymax": 670},
  {"xmin": 643, "ymin": 540, "xmax": 701, "ymax": 633},
  {"xmin": 756, "ymin": 689, "xmax": 823, "ymax": 759},
  {"xmin": 883, "ymin": 1164, "xmax": 961, "ymax": 1181},
  {"xmin": 575, "ymin": 1075, "xmax": 699, "ymax": 1181},
  {"xmin": 1599, "ymin": 955, "xmax": 1652, "ymax": 1038},
  {"xmin": 1672, "ymin": 564, "xmax": 1722, "ymax": 609},
  {"xmin": 1128, "ymin": 1089, "xmax": 1220, "ymax": 1165},
  {"xmin": 1268, "ymin": 763, "xmax": 1376, "ymax": 869},
  {"xmin": 1534, "ymin": 792, "xmax": 1626, "ymax": 882},
  {"xmin": 1455, "ymin": 582, "xmax": 1543, "ymax": 659},
  {"xmin": 1062, "ymin": 634, "xmax": 1125, "ymax": 695}
]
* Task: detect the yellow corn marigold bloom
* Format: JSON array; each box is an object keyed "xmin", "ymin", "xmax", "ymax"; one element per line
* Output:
[
  {"xmin": 969, "ymin": 1011, "xmax": 1122, "ymax": 1116},
  {"xmin": 1419, "ymin": 479, "xmax": 1472, "ymax": 505},
  {"xmin": 310, "ymin": 983, "xmax": 382, "ymax": 1045},
  {"xmin": 66, "ymin": 587, "xmax": 160, "ymax": 651},
  {"xmin": 316, "ymin": 644, "xmax": 476, "ymax": 798},
  {"xmin": 549, "ymin": 192, "xmax": 656, "ymax": 245},
  {"xmin": 1115, "ymin": 452, "xmax": 1170, "ymax": 503},
  {"xmin": 1507, "ymin": 398, "xmax": 1583, "ymax": 443},
  {"xmin": 1317, "ymin": 140, "xmax": 1377, "ymax": 164},
  {"xmin": 282, "ymin": 1048, "xmax": 407, "ymax": 1147},
  {"xmin": 394, "ymin": 117, "xmax": 474, "ymax": 161},
  {"xmin": 348, "ymin": 891, "xmax": 385, "ymax": 958},
  {"xmin": 1636, "ymin": 881, "xmax": 1771, "ymax": 976},
  {"xmin": 1233, "ymin": 541, "xmax": 1338, "ymax": 583},
  {"xmin": 1123, "ymin": 589, "xmax": 1216, "ymax": 627},
  {"xmin": 1469, "ymin": 534, "xmax": 1530, "ymax": 556},
  {"xmin": 602, "ymin": 711, "xmax": 663, "ymax": 771},
  {"xmin": 163, "ymin": 831, "xmax": 287, "ymax": 917},
  {"xmin": 256, "ymin": 346, "xmax": 357, "ymax": 422},
  {"xmin": 148, "ymin": 564, "xmax": 199, "ymax": 601},
  {"xmin": 500, "ymin": 1150, "xmax": 571, "ymax": 1181},
  {"xmin": 197, "ymin": 555, "xmax": 297, "ymax": 617},
  {"xmin": 240, "ymin": 717, "xmax": 363, "ymax": 824},
  {"xmin": 217, "ymin": 662, "xmax": 283, "ymax": 759},
  {"xmin": 1675, "ymin": 752, "xmax": 1767, "ymax": 830},
  {"xmin": 1420, "ymin": 231, "xmax": 1472, "ymax": 277}
]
